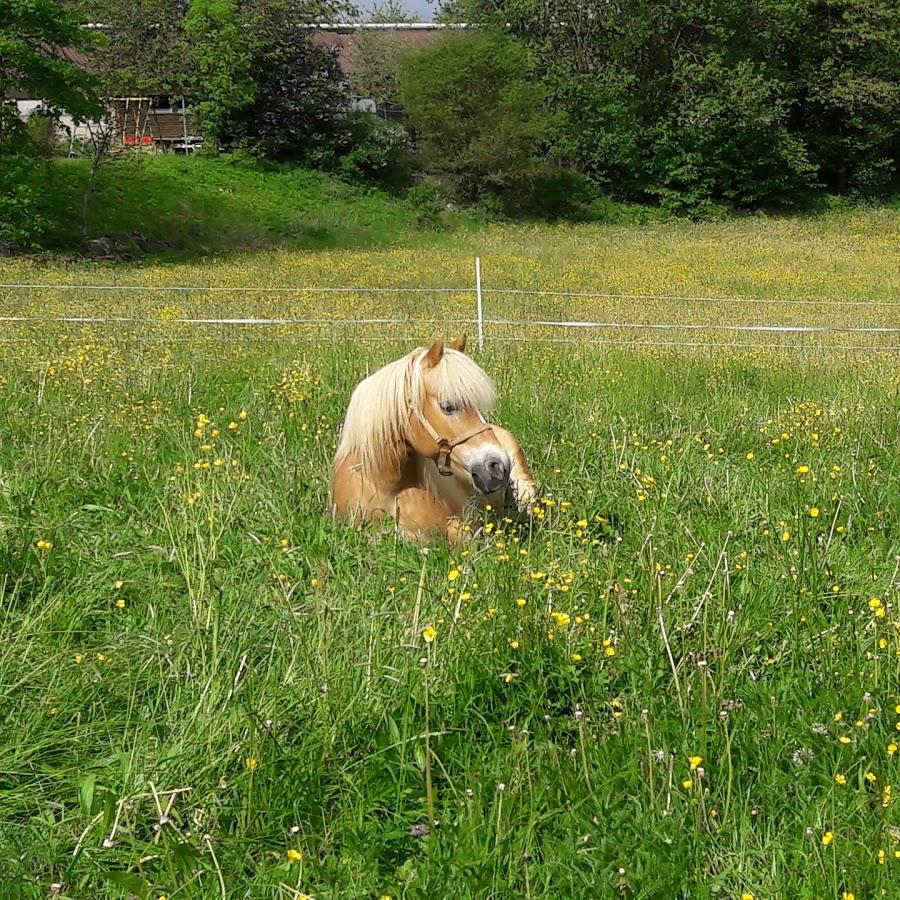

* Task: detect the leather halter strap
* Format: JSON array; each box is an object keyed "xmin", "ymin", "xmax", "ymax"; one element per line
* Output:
[{"xmin": 415, "ymin": 411, "xmax": 494, "ymax": 476}]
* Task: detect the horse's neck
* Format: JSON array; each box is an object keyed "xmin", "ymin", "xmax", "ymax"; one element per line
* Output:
[
  {"xmin": 416, "ymin": 454, "xmax": 473, "ymax": 513},
  {"xmin": 373, "ymin": 450, "xmax": 471, "ymax": 514}
]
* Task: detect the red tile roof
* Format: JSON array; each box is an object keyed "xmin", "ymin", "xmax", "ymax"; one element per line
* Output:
[
  {"xmin": 311, "ymin": 26, "xmax": 448, "ymax": 75},
  {"xmin": 4, "ymin": 44, "xmax": 92, "ymax": 100}
]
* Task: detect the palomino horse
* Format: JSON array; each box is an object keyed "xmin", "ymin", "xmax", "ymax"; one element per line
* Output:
[{"xmin": 330, "ymin": 335, "xmax": 539, "ymax": 543}]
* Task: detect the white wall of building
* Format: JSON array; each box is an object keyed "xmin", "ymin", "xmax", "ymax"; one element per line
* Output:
[{"xmin": 15, "ymin": 99, "xmax": 100, "ymax": 142}]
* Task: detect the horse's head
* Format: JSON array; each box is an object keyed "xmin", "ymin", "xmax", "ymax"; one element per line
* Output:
[{"xmin": 409, "ymin": 335, "xmax": 512, "ymax": 495}]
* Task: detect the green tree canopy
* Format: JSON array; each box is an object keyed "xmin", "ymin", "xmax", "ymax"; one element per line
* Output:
[
  {"xmin": 438, "ymin": 0, "xmax": 900, "ymax": 207},
  {"xmin": 400, "ymin": 29, "xmax": 555, "ymax": 197},
  {"xmin": 1, "ymin": 0, "xmax": 100, "ymax": 143},
  {"xmin": 62, "ymin": 0, "xmax": 358, "ymax": 148}
]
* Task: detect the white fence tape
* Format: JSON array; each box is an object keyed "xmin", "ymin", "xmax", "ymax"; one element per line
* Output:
[
  {"xmin": 0, "ymin": 283, "xmax": 467, "ymax": 294},
  {"xmin": 2, "ymin": 314, "xmax": 898, "ymax": 336},
  {"xmin": 487, "ymin": 288, "xmax": 900, "ymax": 307},
  {"xmin": 1, "ymin": 282, "xmax": 898, "ymax": 307},
  {"xmin": 2, "ymin": 257, "xmax": 898, "ymax": 352},
  {"xmin": 0, "ymin": 334, "xmax": 896, "ymax": 352}
]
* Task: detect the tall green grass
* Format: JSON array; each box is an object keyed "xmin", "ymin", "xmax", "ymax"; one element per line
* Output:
[{"xmin": 1, "ymin": 326, "xmax": 897, "ymax": 898}]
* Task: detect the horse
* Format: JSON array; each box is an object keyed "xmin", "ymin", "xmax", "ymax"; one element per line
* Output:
[{"xmin": 330, "ymin": 335, "xmax": 539, "ymax": 543}]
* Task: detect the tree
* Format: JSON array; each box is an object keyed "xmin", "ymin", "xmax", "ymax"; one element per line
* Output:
[
  {"xmin": 222, "ymin": 36, "xmax": 352, "ymax": 160},
  {"xmin": 63, "ymin": 0, "xmax": 357, "ymax": 153},
  {"xmin": 0, "ymin": 0, "xmax": 100, "ymax": 145},
  {"xmin": 446, "ymin": 0, "xmax": 900, "ymax": 208},
  {"xmin": 790, "ymin": 0, "xmax": 900, "ymax": 192},
  {"xmin": 62, "ymin": 0, "xmax": 193, "ymax": 99},
  {"xmin": 195, "ymin": 0, "xmax": 354, "ymax": 159},
  {"xmin": 77, "ymin": 108, "xmax": 121, "ymax": 239},
  {"xmin": 0, "ymin": 0, "xmax": 101, "ymax": 248},
  {"xmin": 400, "ymin": 30, "xmax": 555, "ymax": 197},
  {"xmin": 184, "ymin": 0, "xmax": 256, "ymax": 143},
  {"xmin": 350, "ymin": 0, "xmax": 419, "ymax": 105}
]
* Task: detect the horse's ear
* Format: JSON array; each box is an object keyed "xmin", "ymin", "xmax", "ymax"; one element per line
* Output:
[
  {"xmin": 424, "ymin": 338, "xmax": 445, "ymax": 367},
  {"xmin": 449, "ymin": 333, "xmax": 467, "ymax": 353}
]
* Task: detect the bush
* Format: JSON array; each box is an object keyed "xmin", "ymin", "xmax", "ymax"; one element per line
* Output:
[
  {"xmin": 0, "ymin": 155, "xmax": 51, "ymax": 250},
  {"xmin": 400, "ymin": 30, "xmax": 556, "ymax": 198},
  {"xmin": 514, "ymin": 169, "xmax": 601, "ymax": 220},
  {"xmin": 405, "ymin": 177, "xmax": 456, "ymax": 227},
  {"xmin": 25, "ymin": 113, "xmax": 61, "ymax": 157},
  {"xmin": 338, "ymin": 115, "xmax": 410, "ymax": 187}
]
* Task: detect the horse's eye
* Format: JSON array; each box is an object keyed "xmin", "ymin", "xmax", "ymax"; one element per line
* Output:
[{"xmin": 439, "ymin": 401, "xmax": 458, "ymax": 415}]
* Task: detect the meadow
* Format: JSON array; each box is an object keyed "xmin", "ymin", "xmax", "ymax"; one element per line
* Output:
[{"xmin": 1, "ymin": 209, "xmax": 899, "ymax": 899}]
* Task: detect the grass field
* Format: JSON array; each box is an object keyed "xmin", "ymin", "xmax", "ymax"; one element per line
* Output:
[
  {"xmin": 19, "ymin": 156, "xmax": 433, "ymax": 258},
  {"xmin": 1, "ymin": 209, "xmax": 899, "ymax": 899}
]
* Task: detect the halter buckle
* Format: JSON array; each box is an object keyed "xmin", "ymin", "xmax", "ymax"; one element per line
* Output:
[{"xmin": 436, "ymin": 439, "xmax": 454, "ymax": 476}]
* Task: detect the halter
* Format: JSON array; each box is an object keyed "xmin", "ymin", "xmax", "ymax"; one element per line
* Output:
[{"xmin": 415, "ymin": 410, "xmax": 494, "ymax": 476}]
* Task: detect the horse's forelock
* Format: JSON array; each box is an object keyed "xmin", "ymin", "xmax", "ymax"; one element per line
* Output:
[
  {"xmin": 335, "ymin": 347, "xmax": 496, "ymax": 477},
  {"xmin": 418, "ymin": 348, "xmax": 497, "ymax": 413}
]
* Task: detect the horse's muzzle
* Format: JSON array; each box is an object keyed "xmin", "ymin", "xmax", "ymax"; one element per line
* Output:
[{"xmin": 470, "ymin": 453, "xmax": 511, "ymax": 495}]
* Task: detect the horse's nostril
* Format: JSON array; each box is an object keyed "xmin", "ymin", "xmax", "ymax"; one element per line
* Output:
[
  {"xmin": 471, "ymin": 457, "xmax": 510, "ymax": 495},
  {"xmin": 486, "ymin": 457, "xmax": 510, "ymax": 484}
]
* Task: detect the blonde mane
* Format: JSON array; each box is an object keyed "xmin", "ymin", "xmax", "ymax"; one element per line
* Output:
[{"xmin": 335, "ymin": 347, "xmax": 497, "ymax": 476}]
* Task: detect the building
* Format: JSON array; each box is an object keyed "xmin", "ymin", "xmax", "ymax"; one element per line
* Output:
[
  {"xmin": 5, "ymin": 47, "xmax": 97, "ymax": 145},
  {"xmin": 6, "ymin": 46, "xmax": 202, "ymax": 153},
  {"xmin": 7, "ymin": 23, "xmax": 462, "ymax": 147},
  {"xmin": 308, "ymin": 22, "xmax": 454, "ymax": 74},
  {"xmin": 309, "ymin": 23, "xmax": 462, "ymax": 118}
]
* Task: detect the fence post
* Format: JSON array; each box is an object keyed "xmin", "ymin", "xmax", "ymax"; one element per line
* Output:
[{"xmin": 475, "ymin": 256, "xmax": 484, "ymax": 351}]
